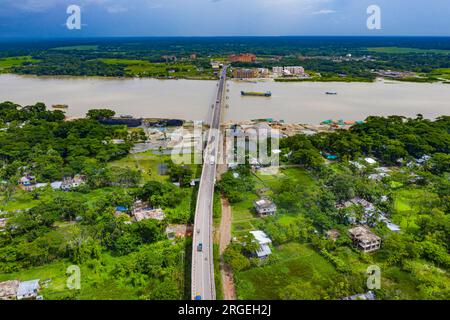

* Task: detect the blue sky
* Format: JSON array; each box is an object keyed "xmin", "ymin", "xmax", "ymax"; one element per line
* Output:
[{"xmin": 0, "ymin": 0, "xmax": 449, "ymax": 38}]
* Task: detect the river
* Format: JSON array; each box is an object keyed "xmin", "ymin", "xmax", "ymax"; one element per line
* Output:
[{"xmin": 0, "ymin": 74, "xmax": 449, "ymax": 124}]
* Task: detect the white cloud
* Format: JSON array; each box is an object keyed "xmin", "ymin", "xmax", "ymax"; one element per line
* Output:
[
  {"xmin": 107, "ymin": 4, "xmax": 128, "ymax": 14},
  {"xmin": 311, "ymin": 9, "xmax": 336, "ymax": 15}
]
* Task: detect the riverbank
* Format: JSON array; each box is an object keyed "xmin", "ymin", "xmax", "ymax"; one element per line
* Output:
[{"xmin": 1, "ymin": 74, "xmax": 449, "ymax": 125}]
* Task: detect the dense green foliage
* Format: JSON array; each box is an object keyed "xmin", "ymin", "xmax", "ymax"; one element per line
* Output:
[
  {"xmin": 0, "ymin": 102, "xmax": 193, "ymax": 299},
  {"xmin": 223, "ymin": 116, "xmax": 449, "ymax": 300},
  {"xmin": 1, "ymin": 37, "xmax": 449, "ymax": 81}
]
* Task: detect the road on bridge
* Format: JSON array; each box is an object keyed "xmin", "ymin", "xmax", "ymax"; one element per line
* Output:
[{"xmin": 191, "ymin": 65, "xmax": 228, "ymax": 300}]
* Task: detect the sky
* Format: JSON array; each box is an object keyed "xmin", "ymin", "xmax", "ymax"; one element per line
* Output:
[{"xmin": 0, "ymin": 0, "xmax": 449, "ymax": 38}]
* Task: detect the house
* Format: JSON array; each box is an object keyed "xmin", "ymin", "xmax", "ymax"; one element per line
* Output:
[
  {"xmin": 50, "ymin": 181, "xmax": 63, "ymax": 190},
  {"xmin": 386, "ymin": 222, "xmax": 401, "ymax": 233},
  {"xmin": 0, "ymin": 218, "xmax": 8, "ymax": 232},
  {"xmin": 341, "ymin": 291, "xmax": 376, "ymax": 300},
  {"xmin": 368, "ymin": 173, "xmax": 389, "ymax": 181},
  {"xmin": 254, "ymin": 199, "xmax": 277, "ymax": 217},
  {"xmin": 166, "ymin": 224, "xmax": 193, "ymax": 240},
  {"xmin": 0, "ymin": 280, "xmax": 20, "ymax": 300},
  {"xmin": 365, "ymin": 157, "xmax": 377, "ymax": 165},
  {"xmin": 61, "ymin": 175, "xmax": 85, "ymax": 191},
  {"xmin": 133, "ymin": 208, "xmax": 165, "ymax": 222},
  {"xmin": 326, "ymin": 229, "xmax": 341, "ymax": 241},
  {"xmin": 18, "ymin": 174, "xmax": 36, "ymax": 191},
  {"xmin": 250, "ymin": 231, "xmax": 272, "ymax": 259},
  {"xmin": 114, "ymin": 206, "xmax": 129, "ymax": 217},
  {"xmin": 349, "ymin": 161, "xmax": 365, "ymax": 170},
  {"xmin": 348, "ymin": 226, "xmax": 381, "ymax": 253},
  {"xmin": 416, "ymin": 155, "xmax": 431, "ymax": 165},
  {"xmin": 17, "ymin": 279, "xmax": 40, "ymax": 300}
]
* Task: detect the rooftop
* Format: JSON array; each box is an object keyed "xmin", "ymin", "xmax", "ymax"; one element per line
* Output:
[
  {"xmin": 250, "ymin": 230, "xmax": 272, "ymax": 245},
  {"xmin": 348, "ymin": 226, "xmax": 381, "ymax": 243}
]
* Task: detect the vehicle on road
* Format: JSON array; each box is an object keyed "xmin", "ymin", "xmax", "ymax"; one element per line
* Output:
[
  {"xmin": 209, "ymin": 156, "xmax": 216, "ymax": 165},
  {"xmin": 195, "ymin": 295, "xmax": 202, "ymax": 300},
  {"xmin": 197, "ymin": 243, "xmax": 203, "ymax": 252},
  {"xmin": 197, "ymin": 228, "xmax": 200, "ymax": 234}
]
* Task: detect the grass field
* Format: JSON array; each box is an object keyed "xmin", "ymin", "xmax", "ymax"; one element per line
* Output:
[
  {"xmin": 98, "ymin": 58, "xmax": 212, "ymax": 78},
  {"xmin": 392, "ymin": 188, "xmax": 439, "ymax": 230},
  {"xmin": 0, "ymin": 56, "xmax": 37, "ymax": 72},
  {"xmin": 368, "ymin": 47, "xmax": 450, "ymax": 54},
  {"xmin": 234, "ymin": 242, "xmax": 338, "ymax": 300},
  {"xmin": 0, "ymin": 254, "xmax": 145, "ymax": 300},
  {"xmin": 429, "ymin": 68, "xmax": 450, "ymax": 80},
  {"xmin": 108, "ymin": 150, "xmax": 200, "ymax": 183}
]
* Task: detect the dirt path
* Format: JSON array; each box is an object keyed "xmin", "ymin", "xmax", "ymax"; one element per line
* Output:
[{"xmin": 219, "ymin": 197, "xmax": 237, "ymax": 300}]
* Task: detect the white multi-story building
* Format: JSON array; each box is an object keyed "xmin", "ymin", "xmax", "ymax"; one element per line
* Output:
[
  {"xmin": 272, "ymin": 66, "xmax": 284, "ymax": 76},
  {"xmin": 284, "ymin": 66, "xmax": 305, "ymax": 75}
]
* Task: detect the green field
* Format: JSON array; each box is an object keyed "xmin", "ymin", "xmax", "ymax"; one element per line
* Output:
[
  {"xmin": 235, "ymin": 242, "xmax": 338, "ymax": 300},
  {"xmin": 368, "ymin": 47, "xmax": 450, "ymax": 55},
  {"xmin": 429, "ymin": 68, "xmax": 450, "ymax": 80},
  {"xmin": 0, "ymin": 56, "xmax": 37, "ymax": 72},
  {"xmin": 109, "ymin": 150, "xmax": 200, "ymax": 183},
  {"xmin": 392, "ymin": 188, "xmax": 439, "ymax": 230},
  {"xmin": 98, "ymin": 58, "xmax": 212, "ymax": 78},
  {"xmin": 52, "ymin": 45, "xmax": 99, "ymax": 51}
]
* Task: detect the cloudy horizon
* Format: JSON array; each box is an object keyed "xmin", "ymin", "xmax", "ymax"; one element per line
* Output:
[{"xmin": 0, "ymin": 0, "xmax": 449, "ymax": 38}]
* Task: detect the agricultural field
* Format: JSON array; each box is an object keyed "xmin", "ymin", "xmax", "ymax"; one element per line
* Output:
[
  {"xmin": 97, "ymin": 58, "xmax": 213, "ymax": 78},
  {"xmin": 0, "ymin": 56, "xmax": 37, "ymax": 72},
  {"xmin": 367, "ymin": 47, "xmax": 450, "ymax": 54},
  {"xmin": 235, "ymin": 242, "xmax": 339, "ymax": 300}
]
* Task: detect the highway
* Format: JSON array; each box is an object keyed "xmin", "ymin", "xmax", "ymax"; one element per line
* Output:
[{"xmin": 191, "ymin": 65, "xmax": 228, "ymax": 300}]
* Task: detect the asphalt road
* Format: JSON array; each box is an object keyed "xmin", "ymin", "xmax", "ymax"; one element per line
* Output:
[{"xmin": 191, "ymin": 66, "xmax": 228, "ymax": 300}]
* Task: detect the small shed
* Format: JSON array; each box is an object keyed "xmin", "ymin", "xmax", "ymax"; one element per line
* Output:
[{"xmin": 17, "ymin": 280, "xmax": 40, "ymax": 300}]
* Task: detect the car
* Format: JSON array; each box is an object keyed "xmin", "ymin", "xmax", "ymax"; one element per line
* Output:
[
  {"xmin": 195, "ymin": 295, "xmax": 202, "ymax": 300},
  {"xmin": 209, "ymin": 156, "xmax": 215, "ymax": 165},
  {"xmin": 197, "ymin": 243, "xmax": 203, "ymax": 252}
]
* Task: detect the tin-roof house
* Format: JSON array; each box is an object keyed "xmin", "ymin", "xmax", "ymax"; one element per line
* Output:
[
  {"xmin": 254, "ymin": 199, "xmax": 277, "ymax": 217},
  {"xmin": 250, "ymin": 230, "xmax": 272, "ymax": 259},
  {"xmin": 17, "ymin": 279, "xmax": 40, "ymax": 300}
]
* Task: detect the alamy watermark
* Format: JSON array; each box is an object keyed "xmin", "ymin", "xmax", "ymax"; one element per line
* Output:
[
  {"xmin": 367, "ymin": 265, "xmax": 381, "ymax": 290},
  {"xmin": 66, "ymin": 5, "xmax": 81, "ymax": 30},
  {"xmin": 66, "ymin": 265, "xmax": 81, "ymax": 290},
  {"xmin": 169, "ymin": 123, "xmax": 280, "ymax": 174},
  {"xmin": 367, "ymin": 5, "xmax": 382, "ymax": 30}
]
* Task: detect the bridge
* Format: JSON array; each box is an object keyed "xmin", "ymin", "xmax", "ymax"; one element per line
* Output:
[{"xmin": 191, "ymin": 65, "xmax": 228, "ymax": 300}]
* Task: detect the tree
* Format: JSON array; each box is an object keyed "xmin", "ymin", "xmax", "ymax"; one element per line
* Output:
[{"xmin": 86, "ymin": 109, "xmax": 116, "ymax": 120}]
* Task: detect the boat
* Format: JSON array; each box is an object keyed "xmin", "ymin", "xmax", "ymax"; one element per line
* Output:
[
  {"xmin": 52, "ymin": 104, "xmax": 68, "ymax": 109},
  {"xmin": 241, "ymin": 91, "xmax": 272, "ymax": 97},
  {"xmin": 326, "ymin": 92, "xmax": 338, "ymax": 95}
]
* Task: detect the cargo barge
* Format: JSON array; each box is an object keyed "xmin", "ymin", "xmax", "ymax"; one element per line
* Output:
[
  {"xmin": 52, "ymin": 104, "xmax": 69, "ymax": 109},
  {"xmin": 241, "ymin": 91, "xmax": 272, "ymax": 97}
]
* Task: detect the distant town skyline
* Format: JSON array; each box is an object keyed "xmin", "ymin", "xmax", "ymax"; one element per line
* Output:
[{"xmin": 1, "ymin": 0, "xmax": 450, "ymax": 38}]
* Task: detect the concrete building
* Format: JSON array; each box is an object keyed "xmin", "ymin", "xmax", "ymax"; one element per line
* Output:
[
  {"xmin": 284, "ymin": 66, "xmax": 305, "ymax": 75},
  {"xmin": 254, "ymin": 198, "xmax": 277, "ymax": 217},
  {"xmin": 250, "ymin": 230, "xmax": 272, "ymax": 259},
  {"xmin": 166, "ymin": 224, "xmax": 193, "ymax": 240},
  {"xmin": 348, "ymin": 226, "xmax": 381, "ymax": 253},
  {"xmin": 272, "ymin": 66, "xmax": 284, "ymax": 76},
  {"xmin": 232, "ymin": 68, "xmax": 258, "ymax": 79},
  {"xmin": 229, "ymin": 53, "xmax": 257, "ymax": 63}
]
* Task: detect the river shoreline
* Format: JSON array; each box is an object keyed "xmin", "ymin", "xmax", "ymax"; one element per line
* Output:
[{"xmin": 0, "ymin": 74, "xmax": 448, "ymax": 124}]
